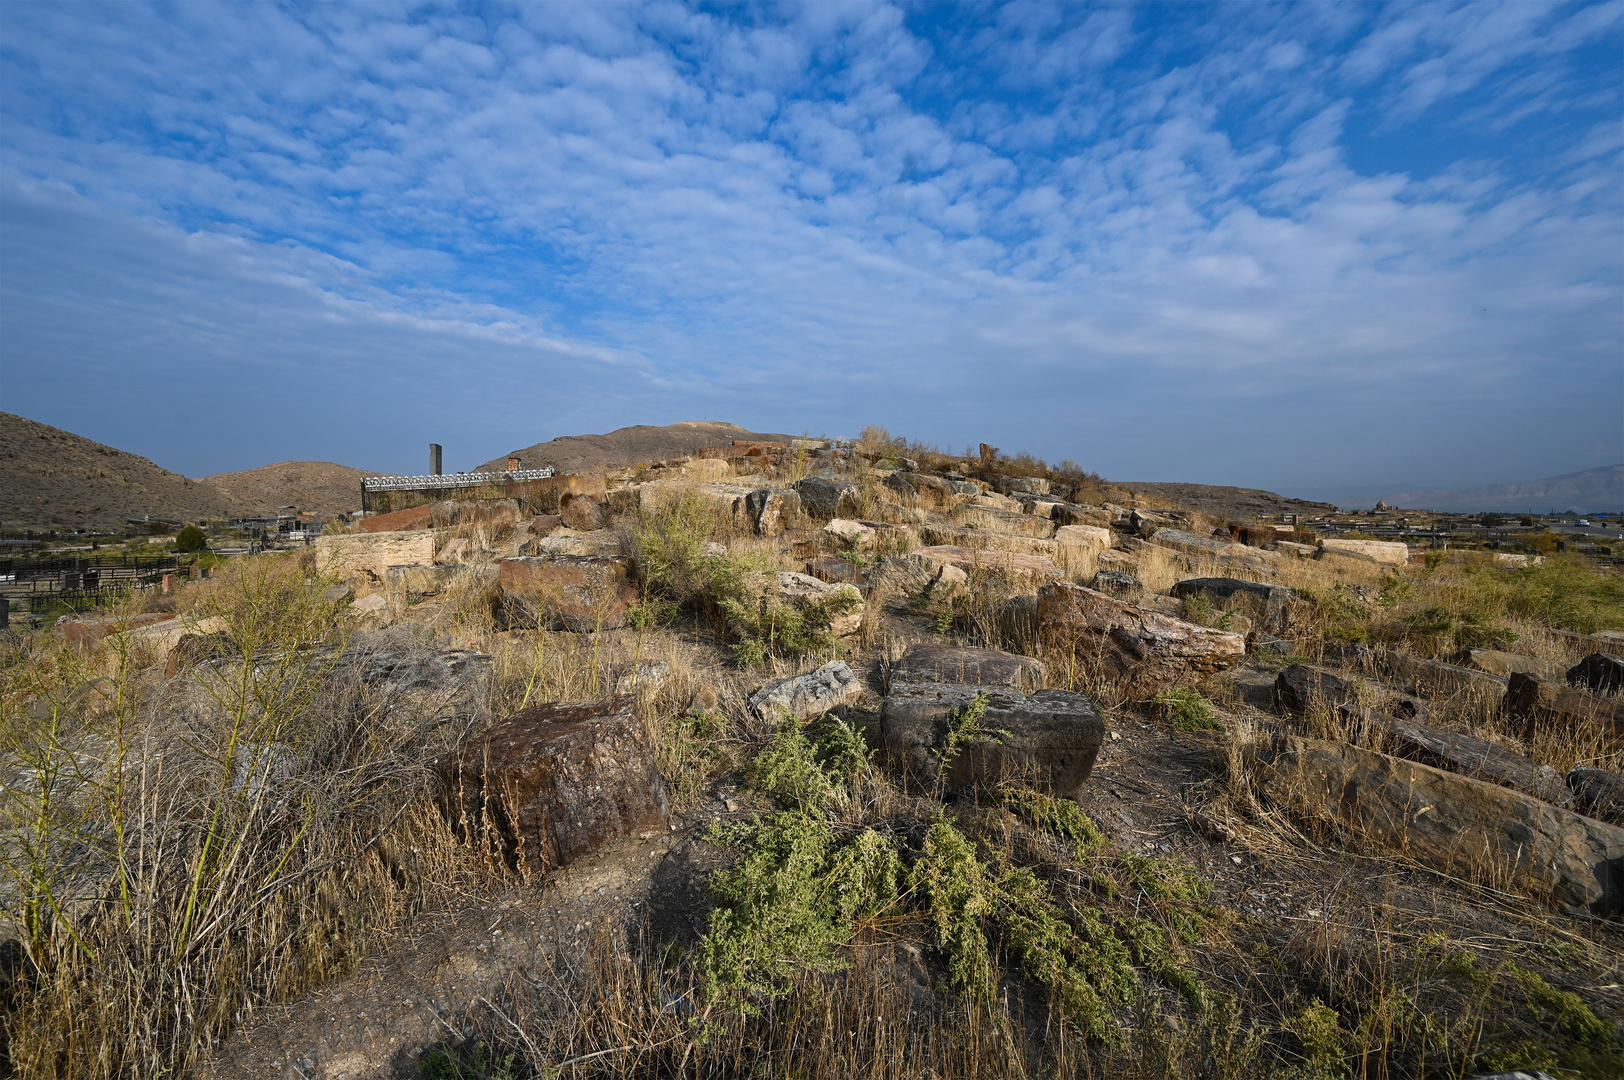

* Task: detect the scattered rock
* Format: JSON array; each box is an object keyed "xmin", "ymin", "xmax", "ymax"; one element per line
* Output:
[
  {"xmin": 1036, "ymin": 583, "xmax": 1246, "ymax": 697},
  {"xmin": 615, "ymin": 659, "xmax": 671, "ymax": 695},
  {"xmin": 1169, "ymin": 577, "xmax": 1295, "ymax": 632},
  {"xmin": 880, "ymin": 683, "xmax": 1105, "ymax": 800},
  {"xmin": 1240, "ymin": 730, "xmax": 1624, "ymax": 916},
  {"xmin": 351, "ymin": 593, "xmax": 389, "ymax": 616},
  {"xmin": 993, "ymin": 476, "xmax": 1050, "ymax": 496},
  {"xmin": 884, "ymin": 471, "xmax": 959, "ymax": 510},
  {"xmin": 560, "ymin": 496, "xmax": 607, "ymax": 532},
  {"xmin": 385, "ymin": 563, "xmax": 457, "ymax": 597},
  {"xmin": 1148, "ymin": 528, "xmax": 1274, "ymax": 572},
  {"xmin": 1319, "ymin": 538, "xmax": 1409, "ymax": 565},
  {"xmin": 1492, "ymin": 553, "xmax": 1540, "ymax": 569},
  {"xmin": 1504, "ymin": 672, "xmax": 1624, "ymax": 736},
  {"xmin": 774, "ymin": 571, "xmax": 864, "ymax": 637},
  {"xmin": 793, "ymin": 476, "xmax": 861, "ymax": 520},
  {"xmin": 911, "ymin": 545, "xmax": 1062, "ymax": 587},
  {"xmin": 744, "ymin": 487, "xmax": 801, "ymax": 537},
  {"xmin": 1092, "ymin": 570, "xmax": 1142, "ymax": 597},
  {"xmin": 952, "ymin": 505, "xmax": 1057, "ymax": 538},
  {"xmin": 823, "ymin": 518, "xmax": 875, "ymax": 546},
  {"xmin": 1380, "ymin": 715, "xmax": 1567, "ymax": 804},
  {"xmin": 1054, "ymin": 524, "xmax": 1112, "ymax": 557},
  {"xmin": 164, "ymin": 631, "xmax": 236, "ymax": 678},
  {"xmin": 1567, "ymin": 652, "xmax": 1624, "ymax": 695},
  {"xmin": 804, "ymin": 556, "xmax": 863, "ymax": 585},
  {"xmin": 1566, "ymin": 769, "xmax": 1624, "ymax": 824},
  {"xmin": 322, "ymin": 584, "xmax": 352, "ymax": 602},
  {"xmin": 498, "ymin": 555, "xmax": 638, "ymax": 631},
  {"xmin": 890, "ymin": 642, "xmax": 1045, "ymax": 692},
  {"xmin": 313, "ymin": 530, "xmax": 436, "ymax": 583},
  {"xmin": 520, "ymin": 528, "xmax": 624, "ymax": 557},
  {"xmin": 1274, "ymin": 664, "xmax": 1356, "ymax": 713},
  {"xmin": 435, "ymin": 695, "xmax": 669, "ymax": 872},
  {"xmin": 1456, "ymin": 647, "xmax": 1565, "ymax": 681},
  {"xmin": 748, "ymin": 660, "xmax": 862, "ymax": 721}
]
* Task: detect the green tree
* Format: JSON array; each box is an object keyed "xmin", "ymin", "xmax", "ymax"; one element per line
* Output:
[{"xmin": 174, "ymin": 525, "xmax": 208, "ymax": 553}]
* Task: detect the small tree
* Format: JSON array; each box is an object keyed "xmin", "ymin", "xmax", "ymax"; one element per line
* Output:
[{"xmin": 174, "ymin": 525, "xmax": 208, "ymax": 553}]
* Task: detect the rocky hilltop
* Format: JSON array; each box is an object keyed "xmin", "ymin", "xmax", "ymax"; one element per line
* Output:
[
  {"xmin": 477, "ymin": 420, "xmax": 800, "ymax": 475},
  {"xmin": 0, "ymin": 411, "xmax": 250, "ymax": 531},
  {"xmin": 200, "ymin": 460, "xmax": 381, "ymax": 518}
]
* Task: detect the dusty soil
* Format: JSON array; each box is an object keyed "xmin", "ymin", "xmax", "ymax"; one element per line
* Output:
[
  {"xmin": 200, "ymin": 461, "xmax": 382, "ymax": 518},
  {"xmin": 0, "ymin": 411, "xmax": 251, "ymax": 532},
  {"xmin": 1113, "ymin": 480, "xmax": 1340, "ymax": 521},
  {"xmin": 476, "ymin": 422, "xmax": 801, "ymax": 475}
]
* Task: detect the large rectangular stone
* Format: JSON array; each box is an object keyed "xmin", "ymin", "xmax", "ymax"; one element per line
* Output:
[
  {"xmin": 951, "ymin": 506, "xmax": 1057, "ymax": 538},
  {"xmin": 435, "ymin": 695, "xmax": 669, "ymax": 872},
  {"xmin": 498, "ymin": 555, "xmax": 638, "ymax": 631},
  {"xmin": 314, "ymin": 530, "xmax": 436, "ymax": 583},
  {"xmin": 1037, "ymin": 582, "xmax": 1246, "ymax": 697},
  {"xmin": 1505, "ymin": 672, "xmax": 1624, "ymax": 736},
  {"xmin": 1241, "ymin": 731, "xmax": 1624, "ymax": 916},
  {"xmin": 891, "ymin": 642, "xmax": 1045, "ymax": 692},
  {"xmin": 1320, "ymin": 538, "xmax": 1410, "ymax": 565},
  {"xmin": 880, "ymin": 682, "xmax": 1105, "ymax": 800}
]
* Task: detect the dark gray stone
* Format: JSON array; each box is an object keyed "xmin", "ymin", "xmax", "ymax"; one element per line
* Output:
[
  {"xmin": 1170, "ymin": 577, "xmax": 1295, "ymax": 632},
  {"xmin": 792, "ymin": 476, "xmax": 860, "ymax": 519},
  {"xmin": 1275, "ymin": 664, "xmax": 1356, "ymax": 713},
  {"xmin": 880, "ymin": 682, "xmax": 1104, "ymax": 799},
  {"xmin": 1567, "ymin": 652, "xmax": 1624, "ymax": 695},
  {"xmin": 891, "ymin": 642, "xmax": 1045, "ymax": 692},
  {"xmin": 1382, "ymin": 716, "xmax": 1567, "ymax": 804},
  {"xmin": 1092, "ymin": 570, "xmax": 1142, "ymax": 596},
  {"xmin": 1568, "ymin": 768, "xmax": 1624, "ymax": 825}
]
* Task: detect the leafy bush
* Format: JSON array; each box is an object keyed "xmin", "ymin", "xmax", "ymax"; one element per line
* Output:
[
  {"xmin": 1153, "ymin": 687, "xmax": 1222, "ymax": 731},
  {"xmin": 173, "ymin": 524, "xmax": 207, "ymax": 553}
]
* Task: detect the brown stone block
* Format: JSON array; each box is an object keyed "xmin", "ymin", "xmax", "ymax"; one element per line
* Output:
[
  {"xmin": 499, "ymin": 555, "xmax": 637, "ymax": 631},
  {"xmin": 435, "ymin": 695, "xmax": 669, "ymax": 871},
  {"xmin": 1505, "ymin": 671, "xmax": 1624, "ymax": 738},
  {"xmin": 1037, "ymin": 582, "xmax": 1245, "ymax": 698}
]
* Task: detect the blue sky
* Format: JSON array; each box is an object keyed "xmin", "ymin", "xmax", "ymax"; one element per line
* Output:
[{"xmin": 1, "ymin": 1, "xmax": 1619, "ymax": 505}]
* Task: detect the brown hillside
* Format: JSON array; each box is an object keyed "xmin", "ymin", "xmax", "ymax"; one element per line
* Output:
[
  {"xmin": 202, "ymin": 461, "xmax": 381, "ymax": 517},
  {"xmin": 1115, "ymin": 480, "xmax": 1340, "ymax": 520},
  {"xmin": 477, "ymin": 421, "xmax": 802, "ymax": 475},
  {"xmin": 0, "ymin": 412, "xmax": 251, "ymax": 532}
]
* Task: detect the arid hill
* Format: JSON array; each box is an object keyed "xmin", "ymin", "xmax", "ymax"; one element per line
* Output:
[
  {"xmin": 477, "ymin": 421, "xmax": 801, "ymax": 475},
  {"xmin": 1114, "ymin": 480, "xmax": 1340, "ymax": 520},
  {"xmin": 0, "ymin": 412, "xmax": 250, "ymax": 532},
  {"xmin": 201, "ymin": 461, "xmax": 381, "ymax": 518},
  {"xmin": 1387, "ymin": 463, "xmax": 1623, "ymax": 514}
]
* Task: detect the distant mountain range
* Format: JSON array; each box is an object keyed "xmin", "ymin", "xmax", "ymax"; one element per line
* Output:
[{"xmin": 1386, "ymin": 465, "xmax": 1623, "ymax": 514}]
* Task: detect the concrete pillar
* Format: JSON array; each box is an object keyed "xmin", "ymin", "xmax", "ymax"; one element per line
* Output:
[
  {"xmin": 430, "ymin": 443, "xmax": 443, "ymax": 476},
  {"xmin": 162, "ymin": 573, "xmax": 176, "ymax": 594}
]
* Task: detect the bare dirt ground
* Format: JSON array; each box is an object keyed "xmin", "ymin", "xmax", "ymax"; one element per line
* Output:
[
  {"xmin": 1114, "ymin": 481, "xmax": 1341, "ymax": 520},
  {"xmin": 476, "ymin": 422, "xmax": 802, "ymax": 475},
  {"xmin": 200, "ymin": 461, "xmax": 382, "ymax": 518}
]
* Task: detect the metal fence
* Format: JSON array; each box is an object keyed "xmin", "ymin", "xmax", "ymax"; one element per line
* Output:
[{"xmin": 361, "ymin": 467, "xmax": 554, "ymax": 493}]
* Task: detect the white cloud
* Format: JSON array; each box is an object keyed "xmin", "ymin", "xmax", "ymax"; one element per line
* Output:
[{"xmin": 0, "ymin": 2, "xmax": 1618, "ymax": 498}]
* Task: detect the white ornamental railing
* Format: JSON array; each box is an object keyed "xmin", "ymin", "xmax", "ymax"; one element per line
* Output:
[{"xmin": 361, "ymin": 467, "xmax": 555, "ymax": 493}]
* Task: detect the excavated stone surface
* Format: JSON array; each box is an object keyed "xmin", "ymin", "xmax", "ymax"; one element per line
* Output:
[{"xmin": 890, "ymin": 642, "xmax": 1045, "ymax": 692}]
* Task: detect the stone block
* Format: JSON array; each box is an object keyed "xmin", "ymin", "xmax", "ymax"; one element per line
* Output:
[
  {"xmin": 498, "ymin": 555, "xmax": 638, "ymax": 631},
  {"xmin": 993, "ymin": 476, "xmax": 1050, "ymax": 496},
  {"xmin": 1054, "ymin": 525, "xmax": 1112, "ymax": 556},
  {"xmin": 1320, "ymin": 538, "xmax": 1409, "ymax": 565},
  {"xmin": 1170, "ymin": 577, "xmax": 1295, "ymax": 632},
  {"xmin": 749, "ymin": 660, "xmax": 863, "ymax": 720},
  {"xmin": 1380, "ymin": 715, "xmax": 1566, "ymax": 803},
  {"xmin": 891, "ymin": 642, "xmax": 1045, "ymax": 692},
  {"xmin": 774, "ymin": 571, "xmax": 863, "ymax": 637},
  {"xmin": 1036, "ymin": 583, "xmax": 1246, "ymax": 697},
  {"xmin": 314, "ymin": 531, "xmax": 436, "ymax": 583},
  {"xmin": 952, "ymin": 505, "xmax": 1057, "ymax": 538},
  {"xmin": 884, "ymin": 471, "xmax": 960, "ymax": 510},
  {"xmin": 1092, "ymin": 570, "xmax": 1143, "ymax": 597},
  {"xmin": 1457, "ymin": 648, "xmax": 1565, "ymax": 681},
  {"xmin": 824, "ymin": 518, "xmax": 875, "ymax": 546},
  {"xmin": 1241, "ymin": 731, "xmax": 1624, "ymax": 916},
  {"xmin": 520, "ymin": 528, "xmax": 624, "ymax": 557},
  {"xmin": 793, "ymin": 476, "xmax": 861, "ymax": 520},
  {"xmin": 1568, "ymin": 769, "xmax": 1624, "ymax": 825},
  {"xmin": 358, "ymin": 504, "xmax": 435, "ymax": 533},
  {"xmin": 435, "ymin": 695, "xmax": 668, "ymax": 871},
  {"xmin": 59, "ymin": 611, "xmax": 175, "ymax": 651},
  {"xmin": 1568, "ymin": 652, "xmax": 1624, "ymax": 695},
  {"xmin": 880, "ymin": 683, "xmax": 1104, "ymax": 800},
  {"xmin": 805, "ymin": 556, "xmax": 864, "ymax": 586},
  {"xmin": 1275, "ymin": 664, "xmax": 1357, "ymax": 713},
  {"xmin": 911, "ymin": 545, "xmax": 1062, "ymax": 587},
  {"xmin": 561, "ymin": 496, "xmax": 607, "ymax": 531},
  {"xmin": 1505, "ymin": 672, "xmax": 1624, "ymax": 736}
]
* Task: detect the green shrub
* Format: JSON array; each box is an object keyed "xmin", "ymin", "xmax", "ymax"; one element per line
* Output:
[
  {"xmin": 1153, "ymin": 687, "xmax": 1222, "ymax": 731},
  {"xmin": 173, "ymin": 525, "xmax": 207, "ymax": 553}
]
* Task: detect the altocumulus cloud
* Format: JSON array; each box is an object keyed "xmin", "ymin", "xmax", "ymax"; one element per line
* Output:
[{"xmin": 0, "ymin": 1, "xmax": 1618, "ymax": 501}]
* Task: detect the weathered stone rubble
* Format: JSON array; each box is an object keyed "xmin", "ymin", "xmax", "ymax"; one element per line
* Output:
[
  {"xmin": 880, "ymin": 683, "xmax": 1105, "ymax": 800},
  {"xmin": 748, "ymin": 660, "xmax": 862, "ymax": 720},
  {"xmin": 1036, "ymin": 582, "xmax": 1246, "ymax": 697},
  {"xmin": 1169, "ymin": 577, "xmax": 1295, "ymax": 633},
  {"xmin": 435, "ymin": 695, "xmax": 668, "ymax": 872},
  {"xmin": 1241, "ymin": 730, "xmax": 1624, "ymax": 917},
  {"xmin": 498, "ymin": 555, "xmax": 638, "ymax": 631},
  {"xmin": 890, "ymin": 642, "xmax": 1046, "ymax": 692},
  {"xmin": 1504, "ymin": 671, "xmax": 1624, "ymax": 736}
]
